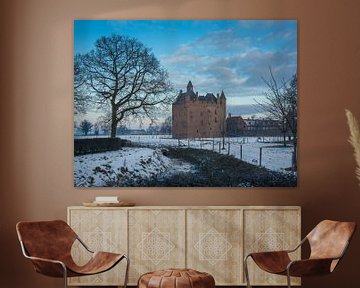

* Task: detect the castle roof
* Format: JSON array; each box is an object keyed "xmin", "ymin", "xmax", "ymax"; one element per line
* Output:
[
  {"xmin": 204, "ymin": 93, "xmax": 217, "ymax": 103},
  {"xmin": 175, "ymin": 89, "xmax": 197, "ymax": 103},
  {"xmin": 174, "ymin": 81, "xmax": 225, "ymax": 104}
]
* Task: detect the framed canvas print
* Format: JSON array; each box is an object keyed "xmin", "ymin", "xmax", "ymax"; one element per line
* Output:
[{"xmin": 74, "ymin": 20, "xmax": 297, "ymax": 187}]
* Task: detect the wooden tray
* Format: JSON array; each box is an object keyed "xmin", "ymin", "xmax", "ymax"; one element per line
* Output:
[{"xmin": 83, "ymin": 201, "xmax": 135, "ymax": 207}]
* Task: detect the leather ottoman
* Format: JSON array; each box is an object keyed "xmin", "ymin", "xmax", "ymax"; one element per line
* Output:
[{"xmin": 138, "ymin": 268, "xmax": 215, "ymax": 288}]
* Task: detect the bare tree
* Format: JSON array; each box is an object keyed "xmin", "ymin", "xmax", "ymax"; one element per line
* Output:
[
  {"xmin": 284, "ymin": 74, "xmax": 297, "ymax": 141},
  {"xmin": 100, "ymin": 122, "xmax": 110, "ymax": 136},
  {"xmin": 284, "ymin": 74, "xmax": 298, "ymax": 168},
  {"xmin": 74, "ymin": 55, "xmax": 89, "ymax": 114},
  {"xmin": 160, "ymin": 116, "xmax": 172, "ymax": 134},
  {"xmin": 257, "ymin": 68, "xmax": 296, "ymax": 145},
  {"xmin": 80, "ymin": 120, "xmax": 93, "ymax": 136},
  {"xmin": 94, "ymin": 123, "xmax": 99, "ymax": 136},
  {"xmin": 76, "ymin": 35, "xmax": 174, "ymax": 138},
  {"xmin": 257, "ymin": 68, "xmax": 298, "ymax": 167}
]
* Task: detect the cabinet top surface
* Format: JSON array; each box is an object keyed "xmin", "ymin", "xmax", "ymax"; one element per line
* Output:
[{"xmin": 68, "ymin": 205, "xmax": 301, "ymax": 210}]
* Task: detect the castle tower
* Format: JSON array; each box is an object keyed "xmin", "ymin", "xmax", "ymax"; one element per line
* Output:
[
  {"xmin": 220, "ymin": 90, "xmax": 226, "ymax": 103},
  {"xmin": 187, "ymin": 80, "xmax": 193, "ymax": 92},
  {"xmin": 172, "ymin": 81, "xmax": 226, "ymax": 139}
]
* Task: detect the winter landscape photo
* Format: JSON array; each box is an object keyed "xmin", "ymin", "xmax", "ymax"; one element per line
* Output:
[{"xmin": 74, "ymin": 20, "xmax": 298, "ymax": 187}]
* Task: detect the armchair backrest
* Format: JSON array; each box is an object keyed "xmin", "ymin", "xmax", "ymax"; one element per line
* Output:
[
  {"xmin": 16, "ymin": 220, "xmax": 77, "ymax": 261},
  {"xmin": 307, "ymin": 220, "xmax": 356, "ymax": 261}
]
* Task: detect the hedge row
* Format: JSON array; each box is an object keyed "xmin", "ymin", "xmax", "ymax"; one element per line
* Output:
[{"xmin": 74, "ymin": 138, "xmax": 131, "ymax": 156}]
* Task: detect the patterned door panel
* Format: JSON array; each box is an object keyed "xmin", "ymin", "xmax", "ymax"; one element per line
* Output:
[
  {"xmin": 244, "ymin": 209, "xmax": 301, "ymax": 286},
  {"xmin": 68, "ymin": 208, "xmax": 127, "ymax": 286},
  {"xmin": 187, "ymin": 209, "xmax": 243, "ymax": 285},
  {"xmin": 128, "ymin": 209, "xmax": 186, "ymax": 284}
]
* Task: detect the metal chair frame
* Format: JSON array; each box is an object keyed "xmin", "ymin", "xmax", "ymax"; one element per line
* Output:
[{"xmin": 18, "ymin": 231, "xmax": 129, "ymax": 288}]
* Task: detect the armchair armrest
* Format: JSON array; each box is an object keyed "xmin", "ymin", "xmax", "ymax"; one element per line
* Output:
[
  {"xmin": 287, "ymin": 239, "xmax": 351, "ymax": 277},
  {"xmin": 287, "ymin": 258, "xmax": 336, "ymax": 277},
  {"xmin": 286, "ymin": 237, "xmax": 307, "ymax": 253},
  {"xmin": 19, "ymin": 240, "xmax": 67, "ymax": 277},
  {"xmin": 28, "ymin": 256, "xmax": 67, "ymax": 277},
  {"xmin": 76, "ymin": 235, "xmax": 94, "ymax": 253},
  {"xmin": 245, "ymin": 236, "xmax": 306, "ymax": 259}
]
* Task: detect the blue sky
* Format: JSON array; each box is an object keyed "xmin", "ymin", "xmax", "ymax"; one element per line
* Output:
[{"xmin": 74, "ymin": 20, "xmax": 297, "ymax": 124}]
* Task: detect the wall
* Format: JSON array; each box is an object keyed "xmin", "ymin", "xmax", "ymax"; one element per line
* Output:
[{"xmin": 1, "ymin": 0, "xmax": 360, "ymax": 287}]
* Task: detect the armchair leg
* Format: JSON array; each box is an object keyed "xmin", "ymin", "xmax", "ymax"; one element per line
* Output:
[
  {"xmin": 62, "ymin": 264, "xmax": 68, "ymax": 288},
  {"xmin": 286, "ymin": 269, "xmax": 292, "ymax": 288},
  {"xmin": 244, "ymin": 255, "xmax": 252, "ymax": 288},
  {"xmin": 123, "ymin": 255, "xmax": 130, "ymax": 288}
]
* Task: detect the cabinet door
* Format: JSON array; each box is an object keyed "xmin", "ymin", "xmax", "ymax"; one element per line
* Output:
[
  {"xmin": 243, "ymin": 208, "xmax": 301, "ymax": 286},
  {"xmin": 68, "ymin": 208, "xmax": 127, "ymax": 286},
  {"xmin": 187, "ymin": 209, "xmax": 243, "ymax": 285},
  {"xmin": 128, "ymin": 209, "xmax": 186, "ymax": 284}
]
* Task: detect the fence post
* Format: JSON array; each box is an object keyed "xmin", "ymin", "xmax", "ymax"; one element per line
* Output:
[
  {"xmin": 259, "ymin": 147, "xmax": 262, "ymax": 167},
  {"xmin": 240, "ymin": 145, "xmax": 242, "ymax": 160},
  {"xmin": 292, "ymin": 151, "xmax": 295, "ymax": 170},
  {"xmin": 212, "ymin": 139, "xmax": 215, "ymax": 151},
  {"xmin": 188, "ymin": 139, "xmax": 190, "ymax": 148},
  {"xmin": 178, "ymin": 139, "xmax": 180, "ymax": 147},
  {"xmin": 218, "ymin": 142, "xmax": 221, "ymax": 153},
  {"xmin": 227, "ymin": 142, "xmax": 230, "ymax": 155}
]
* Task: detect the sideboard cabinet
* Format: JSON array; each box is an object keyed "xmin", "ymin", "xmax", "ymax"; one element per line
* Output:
[{"xmin": 67, "ymin": 206, "xmax": 301, "ymax": 286}]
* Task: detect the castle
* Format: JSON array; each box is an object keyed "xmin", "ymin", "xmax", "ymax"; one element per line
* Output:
[{"xmin": 172, "ymin": 81, "xmax": 226, "ymax": 139}]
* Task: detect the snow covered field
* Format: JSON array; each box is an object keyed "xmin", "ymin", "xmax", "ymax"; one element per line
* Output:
[
  {"xmin": 74, "ymin": 134, "xmax": 295, "ymax": 187},
  {"xmin": 74, "ymin": 147, "xmax": 195, "ymax": 187},
  {"xmin": 119, "ymin": 135, "xmax": 294, "ymax": 172}
]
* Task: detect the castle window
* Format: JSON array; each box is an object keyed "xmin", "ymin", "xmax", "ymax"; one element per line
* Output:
[
  {"xmin": 215, "ymin": 118, "xmax": 217, "ymax": 123},
  {"xmin": 215, "ymin": 109, "xmax": 217, "ymax": 115}
]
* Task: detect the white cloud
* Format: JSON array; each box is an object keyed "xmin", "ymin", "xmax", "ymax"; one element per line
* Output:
[{"xmin": 160, "ymin": 22, "xmax": 296, "ymax": 107}]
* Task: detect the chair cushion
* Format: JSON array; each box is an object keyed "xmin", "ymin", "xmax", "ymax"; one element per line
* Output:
[
  {"xmin": 138, "ymin": 268, "xmax": 215, "ymax": 288},
  {"xmin": 67, "ymin": 251, "xmax": 125, "ymax": 276}
]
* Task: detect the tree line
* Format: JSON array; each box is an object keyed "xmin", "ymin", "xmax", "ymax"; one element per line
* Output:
[{"xmin": 75, "ymin": 116, "xmax": 172, "ymax": 137}]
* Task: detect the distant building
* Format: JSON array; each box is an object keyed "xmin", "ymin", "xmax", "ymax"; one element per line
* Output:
[
  {"xmin": 226, "ymin": 114, "xmax": 288, "ymax": 136},
  {"xmin": 226, "ymin": 114, "xmax": 246, "ymax": 136},
  {"xmin": 172, "ymin": 81, "xmax": 226, "ymax": 139}
]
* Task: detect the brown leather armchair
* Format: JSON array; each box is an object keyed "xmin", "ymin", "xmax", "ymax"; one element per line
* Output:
[
  {"xmin": 244, "ymin": 220, "xmax": 356, "ymax": 288},
  {"xmin": 16, "ymin": 220, "xmax": 129, "ymax": 288}
]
